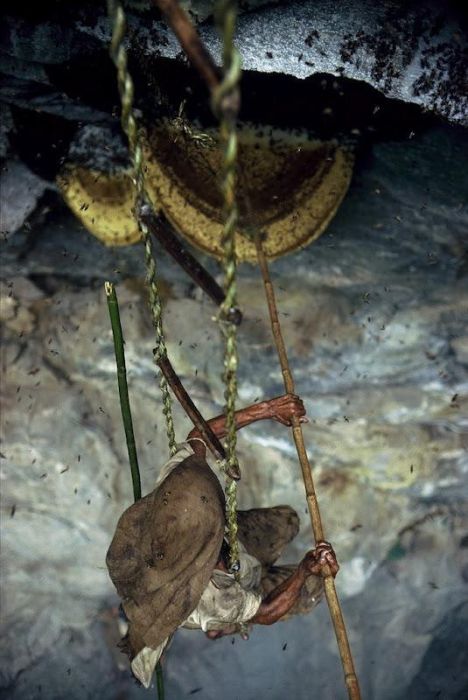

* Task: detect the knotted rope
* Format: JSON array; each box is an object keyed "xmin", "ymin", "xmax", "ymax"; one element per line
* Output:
[
  {"xmin": 212, "ymin": 0, "xmax": 242, "ymax": 575},
  {"xmin": 107, "ymin": 0, "xmax": 176, "ymax": 456}
]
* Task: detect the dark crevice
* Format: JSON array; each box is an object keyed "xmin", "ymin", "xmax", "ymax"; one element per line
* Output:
[{"xmin": 4, "ymin": 38, "xmax": 438, "ymax": 182}]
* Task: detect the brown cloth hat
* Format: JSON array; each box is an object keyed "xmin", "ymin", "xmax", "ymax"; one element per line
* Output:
[{"xmin": 106, "ymin": 455, "xmax": 226, "ymax": 657}]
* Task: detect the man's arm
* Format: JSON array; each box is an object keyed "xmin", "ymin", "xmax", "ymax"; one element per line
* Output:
[
  {"xmin": 206, "ymin": 542, "xmax": 339, "ymax": 639},
  {"xmin": 187, "ymin": 394, "xmax": 307, "ymax": 457},
  {"xmin": 250, "ymin": 542, "xmax": 339, "ymax": 625}
]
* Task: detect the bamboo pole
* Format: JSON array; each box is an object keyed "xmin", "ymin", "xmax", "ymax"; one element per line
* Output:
[
  {"xmin": 105, "ymin": 280, "xmax": 239, "ymax": 477},
  {"xmin": 255, "ymin": 239, "xmax": 361, "ymax": 700},
  {"xmin": 105, "ymin": 281, "xmax": 142, "ymax": 501},
  {"xmin": 104, "ymin": 280, "xmax": 165, "ymax": 697}
]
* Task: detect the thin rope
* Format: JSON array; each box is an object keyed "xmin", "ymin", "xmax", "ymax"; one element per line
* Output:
[
  {"xmin": 212, "ymin": 0, "xmax": 242, "ymax": 575},
  {"xmin": 107, "ymin": 0, "xmax": 176, "ymax": 456}
]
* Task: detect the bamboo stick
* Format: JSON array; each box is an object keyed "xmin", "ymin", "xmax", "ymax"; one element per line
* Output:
[
  {"xmin": 105, "ymin": 281, "xmax": 142, "ymax": 501},
  {"xmin": 154, "ymin": 0, "xmax": 220, "ymax": 91},
  {"xmin": 255, "ymin": 239, "xmax": 361, "ymax": 700},
  {"xmin": 104, "ymin": 280, "xmax": 165, "ymax": 696},
  {"xmin": 156, "ymin": 354, "xmax": 241, "ymax": 480}
]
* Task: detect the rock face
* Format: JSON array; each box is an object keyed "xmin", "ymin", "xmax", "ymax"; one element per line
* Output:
[
  {"xmin": 2, "ymin": 2, "xmax": 467, "ymax": 697},
  {"xmin": 152, "ymin": 0, "xmax": 468, "ymax": 125},
  {"xmin": 1, "ymin": 119, "xmax": 467, "ymax": 699},
  {"xmin": 1, "ymin": 1, "xmax": 467, "ymax": 140},
  {"xmin": 3, "ymin": 0, "xmax": 466, "ymax": 126}
]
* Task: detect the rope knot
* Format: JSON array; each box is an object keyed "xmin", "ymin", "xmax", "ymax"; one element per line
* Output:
[
  {"xmin": 225, "ymin": 306, "xmax": 243, "ymax": 325},
  {"xmin": 152, "ymin": 345, "xmax": 167, "ymax": 363},
  {"xmin": 217, "ymin": 303, "xmax": 242, "ymax": 327},
  {"xmin": 229, "ymin": 559, "xmax": 241, "ymax": 574},
  {"xmin": 211, "ymin": 84, "xmax": 241, "ymax": 122}
]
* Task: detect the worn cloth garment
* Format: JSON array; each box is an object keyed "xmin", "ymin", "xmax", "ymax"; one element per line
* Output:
[
  {"xmin": 107, "ymin": 441, "xmax": 324, "ymax": 688},
  {"xmin": 132, "ymin": 537, "xmax": 264, "ymax": 687},
  {"xmin": 106, "ymin": 441, "xmax": 226, "ymax": 661}
]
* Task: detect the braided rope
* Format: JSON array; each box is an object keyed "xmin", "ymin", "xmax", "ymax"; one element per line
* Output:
[
  {"xmin": 213, "ymin": 0, "xmax": 242, "ymax": 575},
  {"xmin": 107, "ymin": 0, "xmax": 176, "ymax": 455}
]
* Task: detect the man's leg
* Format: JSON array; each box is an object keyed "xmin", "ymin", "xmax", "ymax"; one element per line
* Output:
[{"xmin": 236, "ymin": 505, "xmax": 300, "ymax": 567}]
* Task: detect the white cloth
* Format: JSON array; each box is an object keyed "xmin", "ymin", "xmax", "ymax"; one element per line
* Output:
[{"xmin": 131, "ymin": 441, "xmax": 263, "ymax": 688}]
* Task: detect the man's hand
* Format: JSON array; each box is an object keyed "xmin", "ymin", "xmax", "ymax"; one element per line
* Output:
[
  {"xmin": 268, "ymin": 394, "xmax": 307, "ymax": 426},
  {"xmin": 300, "ymin": 541, "xmax": 339, "ymax": 578}
]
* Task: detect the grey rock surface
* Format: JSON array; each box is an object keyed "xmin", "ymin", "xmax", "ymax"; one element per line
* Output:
[
  {"xmin": 2, "ymin": 1, "xmax": 467, "ymax": 127},
  {"xmin": 78, "ymin": 0, "xmax": 468, "ymax": 125},
  {"xmin": 1, "ymin": 122, "xmax": 468, "ymax": 699},
  {"xmin": 0, "ymin": 104, "xmax": 14, "ymax": 159},
  {"xmin": 0, "ymin": 161, "xmax": 49, "ymax": 235}
]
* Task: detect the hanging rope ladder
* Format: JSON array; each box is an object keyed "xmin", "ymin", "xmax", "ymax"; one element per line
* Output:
[
  {"xmin": 105, "ymin": 0, "xmax": 361, "ymax": 697},
  {"xmin": 106, "ymin": 0, "xmax": 242, "ymax": 567}
]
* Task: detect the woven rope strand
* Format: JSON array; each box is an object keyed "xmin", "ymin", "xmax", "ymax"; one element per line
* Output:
[
  {"xmin": 107, "ymin": 0, "xmax": 176, "ymax": 455},
  {"xmin": 213, "ymin": 0, "xmax": 242, "ymax": 575}
]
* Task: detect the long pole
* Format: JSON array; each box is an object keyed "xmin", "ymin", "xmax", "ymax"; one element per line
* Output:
[
  {"xmin": 105, "ymin": 281, "xmax": 142, "ymax": 500},
  {"xmin": 255, "ymin": 239, "xmax": 361, "ymax": 700},
  {"xmin": 104, "ymin": 281, "xmax": 165, "ymax": 697}
]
